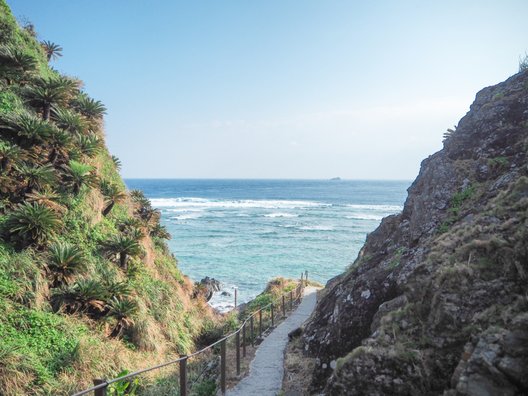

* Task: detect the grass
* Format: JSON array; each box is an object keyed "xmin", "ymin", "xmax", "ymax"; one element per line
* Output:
[
  {"xmin": 0, "ymin": 299, "xmax": 86, "ymax": 392},
  {"xmin": 438, "ymin": 184, "xmax": 476, "ymax": 233},
  {"xmin": 0, "ymin": 2, "xmax": 217, "ymax": 393},
  {"xmin": 388, "ymin": 247, "xmax": 405, "ymax": 269},
  {"xmin": 488, "ymin": 156, "xmax": 509, "ymax": 169}
]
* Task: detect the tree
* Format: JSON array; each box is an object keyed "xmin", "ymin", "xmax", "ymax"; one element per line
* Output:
[
  {"xmin": 100, "ymin": 181, "xmax": 127, "ymax": 216},
  {"xmin": 150, "ymin": 224, "xmax": 171, "ymax": 240},
  {"xmin": 73, "ymin": 93, "xmax": 106, "ymax": 120},
  {"xmin": 108, "ymin": 297, "xmax": 138, "ymax": 338},
  {"xmin": 102, "ymin": 234, "xmax": 142, "ymax": 270},
  {"xmin": 0, "ymin": 45, "xmax": 37, "ymax": 84},
  {"xmin": 63, "ymin": 159, "xmax": 96, "ymax": 194},
  {"xmin": 24, "ymin": 76, "xmax": 79, "ymax": 120},
  {"xmin": 111, "ymin": 155, "xmax": 122, "ymax": 171},
  {"xmin": 47, "ymin": 241, "xmax": 86, "ymax": 287},
  {"xmin": 16, "ymin": 163, "xmax": 56, "ymax": 192},
  {"xmin": 75, "ymin": 133, "xmax": 101, "ymax": 158},
  {"xmin": 0, "ymin": 141, "xmax": 24, "ymax": 172},
  {"xmin": 2, "ymin": 202, "xmax": 61, "ymax": 248},
  {"xmin": 51, "ymin": 279, "xmax": 107, "ymax": 316},
  {"xmin": 46, "ymin": 127, "xmax": 72, "ymax": 165},
  {"xmin": 41, "ymin": 40, "xmax": 63, "ymax": 62},
  {"xmin": 51, "ymin": 107, "xmax": 86, "ymax": 134},
  {"xmin": 26, "ymin": 189, "xmax": 66, "ymax": 213},
  {"xmin": 1, "ymin": 111, "xmax": 53, "ymax": 144},
  {"xmin": 103, "ymin": 279, "xmax": 131, "ymax": 300}
]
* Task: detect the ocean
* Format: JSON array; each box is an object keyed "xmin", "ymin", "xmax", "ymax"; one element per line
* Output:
[{"xmin": 124, "ymin": 179, "xmax": 410, "ymax": 311}]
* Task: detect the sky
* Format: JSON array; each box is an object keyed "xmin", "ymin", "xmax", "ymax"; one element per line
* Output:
[{"xmin": 7, "ymin": 0, "xmax": 528, "ymax": 179}]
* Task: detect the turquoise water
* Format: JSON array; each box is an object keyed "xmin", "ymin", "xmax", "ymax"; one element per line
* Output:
[{"xmin": 124, "ymin": 179, "xmax": 409, "ymax": 311}]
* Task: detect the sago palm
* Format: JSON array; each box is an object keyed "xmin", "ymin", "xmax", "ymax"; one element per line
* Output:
[
  {"xmin": 41, "ymin": 40, "xmax": 63, "ymax": 62},
  {"xmin": 0, "ymin": 45, "xmax": 37, "ymax": 84},
  {"xmin": 102, "ymin": 234, "xmax": 142, "ymax": 270},
  {"xmin": 51, "ymin": 279, "xmax": 107, "ymax": 315},
  {"xmin": 103, "ymin": 279, "xmax": 131, "ymax": 300},
  {"xmin": 108, "ymin": 297, "xmax": 137, "ymax": 338},
  {"xmin": 63, "ymin": 159, "xmax": 96, "ymax": 194},
  {"xmin": 1, "ymin": 111, "xmax": 53, "ymax": 144},
  {"xmin": 111, "ymin": 155, "xmax": 122, "ymax": 171},
  {"xmin": 16, "ymin": 163, "xmax": 56, "ymax": 192},
  {"xmin": 150, "ymin": 224, "xmax": 171, "ymax": 240},
  {"xmin": 47, "ymin": 127, "xmax": 72, "ymax": 164},
  {"xmin": 25, "ymin": 188, "xmax": 66, "ymax": 213},
  {"xmin": 2, "ymin": 202, "xmax": 61, "ymax": 248},
  {"xmin": 24, "ymin": 76, "xmax": 79, "ymax": 120},
  {"xmin": 75, "ymin": 133, "xmax": 101, "ymax": 158},
  {"xmin": 100, "ymin": 181, "xmax": 127, "ymax": 216},
  {"xmin": 0, "ymin": 141, "xmax": 24, "ymax": 172},
  {"xmin": 73, "ymin": 93, "xmax": 106, "ymax": 120},
  {"xmin": 51, "ymin": 107, "xmax": 86, "ymax": 134},
  {"xmin": 47, "ymin": 241, "xmax": 86, "ymax": 287}
]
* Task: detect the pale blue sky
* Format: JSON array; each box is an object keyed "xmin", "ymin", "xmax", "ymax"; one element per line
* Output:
[{"xmin": 8, "ymin": 0, "xmax": 528, "ymax": 179}]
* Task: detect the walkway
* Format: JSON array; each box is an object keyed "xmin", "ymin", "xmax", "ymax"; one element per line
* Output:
[{"xmin": 226, "ymin": 286, "xmax": 318, "ymax": 396}]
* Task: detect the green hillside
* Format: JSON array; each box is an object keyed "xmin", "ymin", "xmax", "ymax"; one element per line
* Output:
[{"xmin": 0, "ymin": 2, "xmax": 216, "ymax": 394}]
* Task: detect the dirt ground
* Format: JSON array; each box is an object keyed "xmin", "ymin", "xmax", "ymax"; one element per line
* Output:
[{"xmin": 281, "ymin": 333, "xmax": 316, "ymax": 395}]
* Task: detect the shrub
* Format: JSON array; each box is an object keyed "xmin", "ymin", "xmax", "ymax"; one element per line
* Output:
[
  {"xmin": 2, "ymin": 202, "xmax": 61, "ymax": 249},
  {"xmin": 519, "ymin": 53, "xmax": 528, "ymax": 72},
  {"xmin": 47, "ymin": 241, "xmax": 86, "ymax": 287}
]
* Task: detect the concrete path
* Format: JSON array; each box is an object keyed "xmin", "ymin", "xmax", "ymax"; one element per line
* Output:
[{"xmin": 226, "ymin": 287, "xmax": 318, "ymax": 396}]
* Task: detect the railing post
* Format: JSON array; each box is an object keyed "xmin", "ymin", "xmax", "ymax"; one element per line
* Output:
[
  {"xmin": 282, "ymin": 295, "xmax": 286, "ymax": 318},
  {"xmin": 94, "ymin": 379, "xmax": 107, "ymax": 396},
  {"xmin": 242, "ymin": 323, "xmax": 247, "ymax": 357},
  {"xmin": 236, "ymin": 331, "xmax": 241, "ymax": 376},
  {"xmin": 250, "ymin": 316, "xmax": 254, "ymax": 346},
  {"xmin": 180, "ymin": 355, "xmax": 187, "ymax": 396},
  {"xmin": 221, "ymin": 339, "xmax": 226, "ymax": 394},
  {"xmin": 234, "ymin": 287, "xmax": 237, "ymax": 308},
  {"xmin": 301, "ymin": 272, "xmax": 304, "ymax": 287},
  {"xmin": 259, "ymin": 309, "xmax": 263, "ymax": 337},
  {"xmin": 271, "ymin": 303, "xmax": 274, "ymax": 327},
  {"xmin": 305, "ymin": 270, "xmax": 308, "ymax": 285},
  {"xmin": 290, "ymin": 290, "xmax": 293, "ymax": 311}
]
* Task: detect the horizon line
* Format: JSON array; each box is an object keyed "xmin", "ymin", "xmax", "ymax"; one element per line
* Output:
[{"xmin": 123, "ymin": 177, "xmax": 413, "ymax": 182}]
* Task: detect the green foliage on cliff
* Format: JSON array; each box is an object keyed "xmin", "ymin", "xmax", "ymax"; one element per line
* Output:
[{"xmin": 0, "ymin": 2, "xmax": 213, "ymax": 394}]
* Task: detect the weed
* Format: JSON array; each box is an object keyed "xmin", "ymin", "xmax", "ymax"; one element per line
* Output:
[{"xmin": 388, "ymin": 247, "xmax": 405, "ymax": 269}]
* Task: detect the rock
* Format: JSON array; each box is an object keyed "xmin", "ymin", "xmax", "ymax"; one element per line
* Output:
[
  {"xmin": 302, "ymin": 70, "xmax": 528, "ymax": 394},
  {"xmin": 288, "ymin": 327, "xmax": 303, "ymax": 340},
  {"xmin": 193, "ymin": 276, "xmax": 221, "ymax": 301},
  {"xmin": 221, "ymin": 291, "xmax": 232, "ymax": 297}
]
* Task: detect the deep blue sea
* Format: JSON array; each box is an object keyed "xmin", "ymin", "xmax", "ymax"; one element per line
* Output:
[{"xmin": 124, "ymin": 179, "xmax": 410, "ymax": 311}]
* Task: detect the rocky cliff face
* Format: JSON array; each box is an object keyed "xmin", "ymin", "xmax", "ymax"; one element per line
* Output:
[{"xmin": 303, "ymin": 70, "xmax": 528, "ymax": 395}]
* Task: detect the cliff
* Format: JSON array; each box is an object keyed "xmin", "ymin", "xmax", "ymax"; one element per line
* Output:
[
  {"xmin": 303, "ymin": 70, "xmax": 528, "ymax": 395},
  {"xmin": 0, "ymin": 3, "xmax": 216, "ymax": 394}
]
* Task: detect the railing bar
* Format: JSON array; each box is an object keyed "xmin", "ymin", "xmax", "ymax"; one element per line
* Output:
[{"xmin": 73, "ymin": 277, "xmax": 307, "ymax": 395}]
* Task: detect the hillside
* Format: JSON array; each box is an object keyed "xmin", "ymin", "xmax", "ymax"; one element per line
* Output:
[
  {"xmin": 301, "ymin": 70, "xmax": 528, "ymax": 394},
  {"xmin": 0, "ymin": 3, "xmax": 217, "ymax": 394}
]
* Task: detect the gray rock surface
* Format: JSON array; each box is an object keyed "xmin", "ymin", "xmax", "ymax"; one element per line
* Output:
[{"xmin": 302, "ymin": 70, "xmax": 528, "ymax": 394}]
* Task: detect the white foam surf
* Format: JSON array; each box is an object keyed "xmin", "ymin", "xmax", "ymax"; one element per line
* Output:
[
  {"xmin": 345, "ymin": 204, "xmax": 403, "ymax": 212},
  {"xmin": 264, "ymin": 212, "xmax": 299, "ymax": 218},
  {"xmin": 151, "ymin": 197, "xmax": 327, "ymax": 210}
]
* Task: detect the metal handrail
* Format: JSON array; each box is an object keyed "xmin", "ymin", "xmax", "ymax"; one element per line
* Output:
[{"xmin": 72, "ymin": 271, "xmax": 309, "ymax": 396}]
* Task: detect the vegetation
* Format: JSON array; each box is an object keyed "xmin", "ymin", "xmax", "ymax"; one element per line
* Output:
[
  {"xmin": 519, "ymin": 52, "xmax": 528, "ymax": 72},
  {"xmin": 438, "ymin": 185, "xmax": 476, "ymax": 233},
  {"xmin": 0, "ymin": 3, "xmax": 215, "ymax": 394}
]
